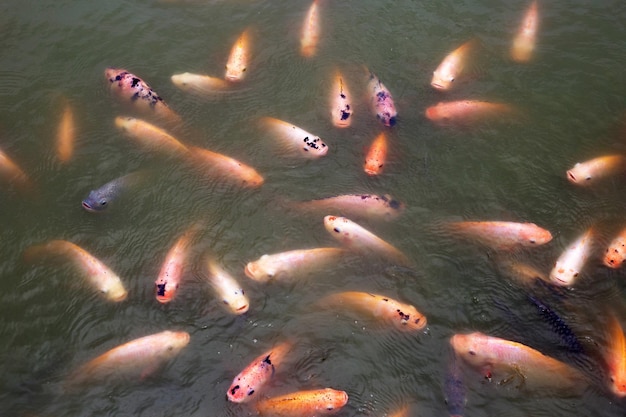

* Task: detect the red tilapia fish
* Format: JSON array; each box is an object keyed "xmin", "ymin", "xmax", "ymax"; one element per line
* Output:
[
  {"xmin": 185, "ymin": 145, "xmax": 264, "ymax": 188},
  {"xmin": 227, "ymin": 341, "xmax": 292, "ymax": 403},
  {"xmin": 320, "ymin": 291, "xmax": 427, "ymax": 331},
  {"xmin": 431, "ymin": 39, "xmax": 478, "ymax": 91},
  {"xmin": 105, "ymin": 67, "xmax": 181, "ymax": 125},
  {"xmin": 245, "ymin": 247, "xmax": 345, "ymax": 283},
  {"xmin": 425, "ymin": 100, "xmax": 516, "ymax": 126},
  {"xmin": 300, "ymin": 0, "xmax": 320, "ymax": 58},
  {"xmin": 205, "ymin": 256, "xmax": 249, "ymax": 314},
  {"xmin": 604, "ymin": 226, "xmax": 626, "ymax": 269},
  {"xmin": 510, "ymin": 0, "xmax": 539, "ymax": 63},
  {"xmin": 225, "ymin": 28, "xmax": 251, "ymax": 82},
  {"xmin": 329, "ymin": 70, "xmax": 352, "ymax": 128},
  {"xmin": 155, "ymin": 225, "xmax": 201, "ymax": 303},
  {"xmin": 65, "ymin": 330, "xmax": 190, "ymax": 388},
  {"xmin": 364, "ymin": 132, "xmax": 388, "ymax": 176},
  {"xmin": 56, "ymin": 99, "xmax": 76, "ymax": 163},
  {"xmin": 324, "ymin": 215, "xmax": 410, "ymax": 265},
  {"xmin": 549, "ymin": 227, "xmax": 594, "ymax": 287},
  {"xmin": 445, "ymin": 221, "xmax": 553, "ymax": 250},
  {"xmin": 566, "ymin": 155, "xmax": 626, "ymax": 186},
  {"xmin": 115, "ymin": 116, "xmax": 189, "ymax": 157},
  {"xmin": 366, "ymin": 70, "xmax": 397, "ymax": 127},
  {"xmin": 450, "ymin": 332, "xmax": 586, "ymax": 393},
  {"xmin": 256, "ymin": 388, "xmax": 348, "ymax": 417},
  {"xmin": 171, "ymin": 73, "xmax": 231, "ymax": 95},
  {"xmin": 24, "ymin": 240, "xmax": 127, "ymax": 302},
  {"xmin": 292, "ymin": 193, "xmax": 405, "ymax": 221},
  {"xmin": 604, "ymin": 314, "xmax": 626, "ymax": 397},
  {"xmin": 260, "ymin": 117, "xmax": 328, "ymax": 158},
  {"xmin": 0, "ymin": 146, "xmax": 31, "ymax": 190}
]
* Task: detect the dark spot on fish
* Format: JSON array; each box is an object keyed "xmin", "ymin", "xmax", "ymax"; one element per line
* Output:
[
  {"xmin": 114, "ymin": 75, "xmax": 122, "ymax": 82},
  {"xmin": 383, "ymin": 298, "xmax": 389, "ymax": 302},
  {"xmin": 340, "ymin": 93, "xmax": 346, "ymax": 99},
  {"xmin": 340, "ymin": 110, "xmax": 350, "ymax": 120},
  {"xmin": 247, "ymin": 389, "xmax": 255, "ymax": 396},
  {"xmin": 131, "ymin": 92, "xmax": 140, "ymax": 102},
  {"xmin": 131, "ymin": 77, "xmax": 141, "ymax": 88},
  {"xmin": 468, "ymin": 350, "xmax": 476, "ymax": 356},
  {"xmin": 397, "ymin": 309, "xmax": 410, "ymax": 322},
  {"xmin": 389, "ymin": 199, "xmax": 401, "ymax": 210},
  {"xmin": 388, "ymin": 116, "xmax": 397, "ymax": 126},
  {"xmin": 230, "ymin": 385, "xmax": 240, "ymax": 395},
  {"xmin": 333, "ymin": 228, "xmax": 340, "ymax": 233},
  {"xmin": 156, "ymin": 283, "xmax": 167, "ymax": 296},
  {"xmin": 262, "ymin": 355, "xmax": 272, "ymax": 365}
]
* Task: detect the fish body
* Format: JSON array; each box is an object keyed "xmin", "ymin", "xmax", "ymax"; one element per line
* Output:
[
  {"xmin": 605, "ymin": 314, "xmax": 626, "ymax": 397},
  {"xmin": 300, "ymin": 0, "xmax": 320, "ymax": 58},
  {"xmin": 320, "ymin": 291, "xmax": 427, "ymax": 331},
  {"xmin": 364, "ymin": 132, "xmax": 387, "ymax": 176},
  {"xmin": 82, "ymin": 170, "xmax": 146, "ymax": 212},
  {"xmin": 324, "ymin": 215, "xmax": 409, "ymax": 265},
  {"xmin": 105, "ymin": 67, "xmax": 181, "ymax": 124},
  {"xmin": 155, "ymin": 226, "xmax": 200, "ymax": 303},
  {"xmin": 225, "ymin": 28, "xmax": 251, "ymax": 82},
  {"xmin": 171, "ymin": 72, "xmax": 230, "ymax": 95},
  {"xmin": 549, "ymin": 228, "xmax": 594, "ymax": 287},
  {"xmin": 0, "ymin": 147, "xmax": 30, "ymax": 189},
  {"xmin": 446, "ymin": 221, "xmax": 552, "ymax": 249},
  {"xmin": 367, "ymin": 71, "xmax": 397, "ymax": 127},
  {"xmin": 24, "ymin": 240, "xmax": 127, "ymax": 302},
  {"xmin": 329, "ymin": 71, "xmax": 352, "ymax": 128},
  {"xmin": 431, "ymin": 39, "xmax": 477, "ymax": 91},
  {"xmin": 227, "ymin": 341, "xmax": 292, "ymax": 403},
  {"xmin": 66, "ymin": 330, "xmax": 190, "ymax": 387},
  {"xmin": 57, "ymin": 101, "xmax": 75, "ymax": 163},
  {"xmin": 444, "ymin": 353, "xmax": 466, "ymax": 417},
  {"xmin": 244, "ymin": 247, "xmax": 345, "ymax": 283},
  {"xmin": 566, "ymin": 155, "xmax": 626, "ymax": 186},
  {"xmin": 510, "ymin": 1, "xmax": 539, "ymax": 63},
  {"xmin": 256, "ymin": 388, "xmax": 348, "ymax": 417},
  {"xmin": 604, "ymin": 227, "xmax": 626, "ymax": 268},
  {"xmin": 205, "ymin": 257, "xmax": 249, "ymax": 314},
  {"xmin": 260, "ymin": 117, "xmax": 328, "ymax": 158},
  {"xmin": 115, "ymin": 116, "xmax": 189, "ymax": 156},
  {"xmin": 186, "ymin": 145, "xmax": 264, "ymax": 188},
  {"xmin": 293, "ymin": 193, "xmax": 405, "ymax": 221},
  {"xmin": 496, "ymin": 258, "xmax": 551, "ymax": 287},
  {"xmin": 425, "ymin": 100, "xmax": 515, "ymax": 126}
]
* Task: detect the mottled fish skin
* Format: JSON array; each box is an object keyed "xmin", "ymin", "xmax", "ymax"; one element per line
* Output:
[
  {"xmin": 444, "ymin": 353, "xmax": 466, "ymax": 417},
  {"xmin": 527, "ymin": 295, "xmax": 585, "ymax": 354},
  {"xmin": 82, "ymin": 171, "xmax": 146, "ymax": 212},
  {"xmin": 367, "ymin": 72, "xmax": 397, "ymax": 127}
]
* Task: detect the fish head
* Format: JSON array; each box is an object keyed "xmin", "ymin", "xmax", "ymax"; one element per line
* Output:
[
  {"xmin": 324, "ymin": 215, "xmax": 353, "ymax": 243},
  {"xmin": 450, "ymin": 332, "xmax": 492, "ymax": 368},
  {"xmin": 521, "ymin": 224, "xmax": 553, "ymax": 246},
  {"xmin": 396, "ymin": 307, "xmax": 427, "ymax": 331},
  {"xmin": 240, "ymin": 170, "xmax": 265, "ymax": 188},
  {"xmin": 104, "ymin": 281, "xmax": 128, "ymax": 302},
  {"xmin": 318, "ymin": 389, "xmax": 349, "ymax": 413},
  {"xmin": 222, "ymin": 289, "xmax": 249, "ymax": 314},
  {"xmin": 82, "ymin": 190, "xmax": 109, "ymax": 212},
  {"xmin": 549, "ymin": 261, "xmax": 577, "ymax": 286},
  {"xmin": 244, "ymin": 257, "xmax": 276, "ymax": 282},
  {"xmin": 163, "ymin": 331, "xmax": 191, "ymax": 356},
  {"xmin": 104, "ymin": 67, "xmax": 126, "ymax": 83},
  {"xmin": 566, "ymin": 163, "xmax": 593, "ymax": 185},
  {"xmin": 425, "ymin": 104, "xmax": 446, "ymax": 122},
  {"xmin": 431, "ymin": 70, "xmax": 454, "ymax": 91}
]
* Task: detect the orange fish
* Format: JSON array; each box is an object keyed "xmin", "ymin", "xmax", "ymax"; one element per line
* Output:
[
  {"xmin": 604, "ymin": 314, "xmax": 626, "ymax": 397},
  {"xmin": 256, "ymin": 388, "xmax": 348, "ymax": 417},
  {"xmin": 115, "ymin": 116, "xmax": 189, "ymax": 157},
  {"xmin": 510, "ymin": 1, "xmax": 539, "ymax": 63},
  {"xmin": 300, "ymin": 0, "xmax": 320, "ymax": 58},
  {"xmin": 155, "ymin": 225, "xmax": 201, "ymax": 303},
  {"xmin": 66, "ymin": 330, "xmax": 190, "ymax": 388},
  {"xmin": 260, "ymin": 117, "xmax": 328, "ymax": 158},
  {"xmin": 320, "ymin": 291, "xmax": 427, "ymax": 331},
  {"xmin": 549, "ymin": 227, "xmax": 594, "ymax": 287},
  {"xmin": 0, "ymin": 146, "xmax": 30, "ymax": 190},
  {"xmin": 292, "ymin": 193, "xmax": 405, "ymax": 221},
  {"xmin": 329, "ymin": 70, "xmax": 352, "ymax": 128},
  {"xmin": 227, "ymin": 341, "xmax": 292, "ymax": 403},
  {"xmin": 186, "ymin": 145, "xmax": 264, "ymax": 188},
  {"xmin": 225, "ymin": 28, "xmax": 251, "ymax": 82},
  {"xmin": 431, "ymin": 39, "xmax": 478, "ymax": 91},
  {"xmin": 566, "ymin": 155, "xmax": 626, "ymax": 186},
  {"xmin": 425, "ymin": 100, "xmax": 516, "ymax": 126},
  {"xmin": 24, "ymin": 240, "xmax": 127, "ymax": 302},
  {"xmin": 446, "ymin": 221, "xmax": 553, "ymax": 249},
  {"xmin": 56, "ymin": 100, "xmax": 76, "ymax": 163},
  {"xmin": 364, "ymin": 132, "xmax": 387, "ymax": 176},
  {"xmin": 604, "ymin": 226, "xmax": 626, "ymax": 268},
  {"xmin": 171, "ymin": 72, "xmax": 231, "ymax": 95}
]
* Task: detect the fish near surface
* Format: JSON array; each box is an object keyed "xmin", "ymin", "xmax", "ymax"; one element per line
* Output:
[
  {"xmin": 292, "ymin": 193, "xmax": 405, "ymax": 221},
  {"xmin": 364, "ymin": 132, "xmax": 388, "ymax": 176},
  {"xmin": 225, "ymin": 28, "xmax": 251, "ymax": 82},
  {"xmin": 300, "ymin": 0, "xmax": 320, "ymax": 58},
  {"xmin": 446, "ymin": 220, "xmax": 552, "ymax": 250},
  {"xmin": 444, "ymin": 351, "xmax": 466, "ymax": 417},
  {"xmin": 366, "ymin": 70, "xmax": 397, "ymax": 127},
  {"xmin": 185, "ymin": 145, "xmax": 264, "ymax": 188},
  {"xmin": 425, "ymin": 100, "xmax": 516, "ymax": 126},
  {"xmin": 82, "ymin": 170, "xmax": 147, "ymax": 212},
  {"xmin": 604, "ymin": 226, "xmax": 626, "ymax": 268},
  {"xmin": 329, "ymin": 70, "xmax": 352, "ymax": 128},
  {"xmin": 431, "ymin": 38, "xmax": 478, "ymax": 91},
  {"xmin": 0, "ymin": 146, "xmax": 31, "ymax": 191},
  {"xmin": 205, "ymin": 256, "xmax": 249, "ymax": 314},
  {"xmin": 115, "ymin": 116, "xmax": 189, "ymax": 157},
  {"xmin": 549, "ymin": 227, "xmax": 594, "ymax": 287},
  {"xmin": 227, "ymin": 341, "xmax": 292, "ymax": 403},
  {"xmin": 255, "ymin": 388, "xmax": 348, "ymax": 417},
  {"xmin": 604, "ymin": 314, "xmax": 626, "ymax": 397},
  {"xmin": 510, "ymin": 0, "xmax": 539, "ymax": 63},
  {"xmin": 260, "ymin": 117, "xmax": 328, "ymax": 158},
  {"xmin": 566, "ymin": 155, "xmax": 626, "ymax": 186},
  {"xmin": 171, "ymin": 72, "xmax": 231, "ymax": 95},
  {"xmin": 319, "ymin": 291, "xmax": 427, "ymax": 331},
  {"xmin": 65, "ymin": 330, "xmax": 190, "ymax": 388},
  {"xmin": 155, "ymin": 225, "xmax": 201, "ymax": 303}
]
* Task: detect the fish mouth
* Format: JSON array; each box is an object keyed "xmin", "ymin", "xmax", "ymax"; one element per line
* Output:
[
  {"xmin": 236, "ymin": 304, "xmax": 249, "ymax": 313},
  {"xmin": 431, "ymin": 82, "xmax": 445, "ymax": 90},
  {"xmin": 566, "ymin": 170, "xmax": 577, "ymax": 182},
  {"xmin": 82, "ymin": 201, "xmax": 96, "ymax": 212}
]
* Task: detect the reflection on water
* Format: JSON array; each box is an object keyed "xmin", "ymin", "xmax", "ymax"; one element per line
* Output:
[{"xmin": 1, "ymin": 0, "xmax": 626, "ymax": 416}]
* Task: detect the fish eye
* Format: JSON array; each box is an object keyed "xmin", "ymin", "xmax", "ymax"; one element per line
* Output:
[
  {"xmin": 529, "ymin": 239, "xmax": 536, "ymax": 244},
  {"xmin": 326, "ymin": 406, "xmax": 335, "ymax": 411},
  {"xmin": 468, "ymin": 350, "xmax": 476, "ymax": 356},
  {"xmin": 585, "ymin": 176, "xmax": 591, "ymax": 181},
  {"xmin": 167, "ymin": 345, "xmax": 174, "ymax": 351},
  {"xmin": 99, "ymin": 199, "xmax": 107, "ymax": 206},
  {"xmin": 450, "ymin": 77, "xmax": 455, "ymax": 82}
]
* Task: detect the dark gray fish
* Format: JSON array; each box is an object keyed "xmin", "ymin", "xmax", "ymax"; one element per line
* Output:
[
  {"xmin": 444, "ymin": 352, "xmax": 466, "ymax": 417},
  {"xmin": 527, "ymin": 294, "xmax": 585, "ymax": 354},
  {"xmin": 82, "ymin": 170, "xmax": 147, "ymax": 212}
]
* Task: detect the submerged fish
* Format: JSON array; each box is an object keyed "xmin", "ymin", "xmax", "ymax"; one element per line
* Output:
[
  {"xmin": 604, "ymin": 314, "xmax": 626, "ymax": 397},
  {"xmin": 185, "ymin": 145, "xmax": 264, "ymax": 188},
  {"xmin": 171, "ymin": 72, "xmax": 231, "ymax": 95},
  {"xmin": 292, "ymin": 193, "xmax": 405, "ymax": 221},
  {"xmin": 527, "ymin": 295, "xmax": 585, "ymax": 354},
  {"xmin": 245, "ymin": 247, "xmax": 345, "ymax": 283},
  {"xmin": 425, "ymin": 100, "xmax": 516, "ymax": 126},
  {"xmin": 0, "ymin": 146, "xmax": 31, "ymax": 190},
  {"xmin": 82, "ymin": 170, "xmax": 147, "ymax": 212},
  {"xmin": 300, "ymin": 0, "xmax": 320, "ymax": 58},
  {"xmin": 56, "ymin": 100, "xmax": 76, "ymax": 163},
  {"xmin": 260, "ymin": 117, "xmax": 328, "ymax": 158},
  {"xmin": 510, "ymin": 0, "xmax": 539, "ymax": 63},
  {"xmin": 114, "ymin": 116, "xmax": 189, "ymax": 157},
  {"xmin": 256, "ymin": 388, "xmax": 348, "ymax": 417},
  {"xmin": 444, "ymin": 352, "xmax": 467, "ymax": 417}
]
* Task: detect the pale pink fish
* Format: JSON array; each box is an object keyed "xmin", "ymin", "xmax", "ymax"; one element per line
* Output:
[
  {"xmin": 245, "ymin": 247, "xmax": 345, "ymax": 283},
  {"xmin": 431, "ymin": 39, "xmax": 478, "ymax": 91},
  {"xmin": 171, "ymin": 72, "xmax": 231, "ymax": 95},
  {"xmin": 366, "ymin": 70, "xmax": 397, "ymax": 127},
  {"xmin": 205, "ymin": 256, "xmax": 249, "ymax": 314},
  {"xmin": 446, "ymin": 221, "xmax": 553, "ymax": 249},
  {"xmin": 225, "ymin": 28, "xmax": 251, "ymax": 82},
  {"xmin": 291, "ymin": 193, "xmax": 405, "ymax": 221},
  {"xmin": 185, "ymin": 145, "xmax": 264, "ymax": 188},
  {"xmin": 260, "ymin": 117, "xmax": 328, "ymax": 158},
  {"xmin": 114, "ymin": 116, "xmax": 189, "ymax": 157},
  {"xmin": 550, "ymin": 228, "xmax": 594, "ymax": 286},
  {"xmin": 329, "ymin": 70, "xmax": 352, "ymax": 128},
  {"xmin": 604, "ymin": 226, "xmax": 626, "ymax": 269},
  {"xmin": 300, "ymin": 0, "xmax": 320, "ymax": 58},
  {"xmin": 510, "ymin": 0, "xmax": 539, "ymax": 63},
  {"xmin": 155, "ymin": 225, "xmax": 201, "ymax": 303},
  {"xmin": 566, "ymin": 155, "xmax": 626, "ymax": 186}
]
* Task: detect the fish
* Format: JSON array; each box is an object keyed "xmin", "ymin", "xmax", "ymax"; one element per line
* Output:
[
  {"xmin": 495, "ymin": 257, "xmax": 552, "ymax": 287},
  {"xmin": 388, "ymin": 405, "xmax": 410, "ymax": 417},
  {"xmin": 450, "ymin": 332, "xmax": 586, "ymax": 392},
  {"xmin": 56, "ymin": 100, "xmax": 76, "ymax": 163},
  {"xmin": 244, "ymin": 247, "xmax": 345, "ymax": 283},
  {"xmin": 225, "ymin": 28, "xmax": 251, "ymax": 82},
  {"xmin": 549, "ymin": 227, "xmax": 594, "ymax": 287},
  {"xmin": 205, "ymin": 256, "xmax": 249, "ymax": 314},
  {"xmin": 319, "ymin": 291, "xmax": 427, "ymax": 331},
  {"xmin": 510, "ymin": 1, "xmax": 539, "ymax": 63},
  {"xmin": 114, "ymin": 116, "xmax": 189, "ymax": 157},
  {"xmin": 604, "ymin": 314, "xmax": 626, "ymax": 397},
  {"xmin": 366, "ymin": 70, "xmax": 397, "ymax": 127},
  {"xmin": 260, "ymin": 117, "xmax": 328, "ymax": 158},
  {"xmin": 566, "ymin": 155, "xmax": 626, "ymax": 186},
  {"xmin": 445, "ymin": 221, "xmax": 553, "ymax": 250},
  {"xmin": 329, "ymin": 70, "xmax": 352, "ymax": 128},
  {"xmin": 604, "ymin": 226, "xmax": 626, "ymax": 268},
  {"xmin": 364, "ymin": 132, "xmax": 387, "ymax": 176},
  {"xmin": 431, "ymin": 39, "xmax": 478, "ymax": 91},
  {"xmin": 171, "ymin": 72, "xmax": 231, "ymax": 95},
  {"xmin": 291, "ymin": 193, "xmax": 405, "ymax": 221},
  {"xmin": 105, "ymin": 67, "xmax": 181, "ymax": 125},
  {"xmin": 82, "ymin": 170, "xmax": 147, "ymax": 212},
  {"xmin": 324, "ymin": 215, "xmax": 410, "ymax": 265},
  {"xmin": 255, "ymin": 388, "xmax": 348, "ymax": 417},
  {"xmin": 65, "ymin": 330, "xmax": 190, "ymax": 387},
  {"xmin": 155, "ymin": 225, "xmax": 201, "ymax": 303},
  {"xmin": 0, "ymin": 146, "xmax": 30, "ymax": 190},
  {"xmin": 300, "ymin": 0, "xmax": 320, "ymax": 58},
  {"xmin": 23, "ymin": 240, "xmax": 127, "ymax": 302},
  {"xmin": 226, "ymin": 341, "xmax": 292, "ymax": 403},
  {"xmin": 444, "ymin": 352, "xmax": 466, "ymax": 417},
  {"xmin": 425, "ymin": 100, "xmax": 516, "ymax": 126},
  {"xmin": 185, "ymin": 145, "xmax": 264, "ymax": 188},
  {"xmin": 527, "ymin": 295, "xmax": 585, "ymax": 354}
]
